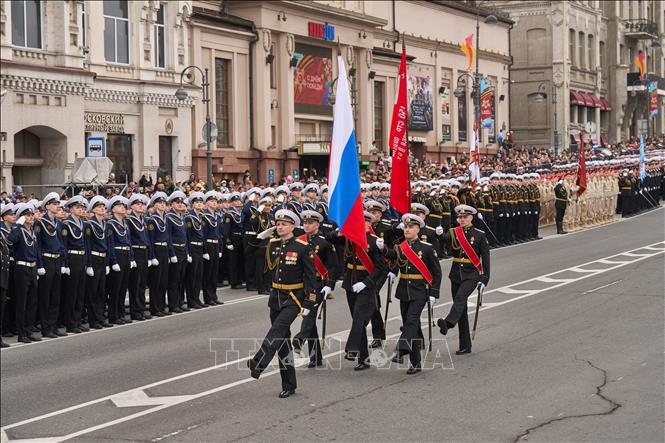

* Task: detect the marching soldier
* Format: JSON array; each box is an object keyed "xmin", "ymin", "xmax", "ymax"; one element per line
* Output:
[
  {"xmin": 166, "ymin": 191, "xmax": 190, "ymax": 313},
  {"xmin": 436, "ymin": 205, "xmax": 490, "ymax": 354},
  {"xmin": 184, "ymin": 192, "xmax": 206, "ymax": 309},
  {"xmin": 34, "ymin": 193, "xmax": 67, "ymax": 338},
  {"xmin": 10, "ymin": 203, "xmax": 43, "ymax": 343},
  {"xmin": 247, "ymin": 209, "xmax": 318, "ymax": 398},
  {"xmin": 410, "ymin": 203, "xmax": 443, "ymax": 254},
  {"xmin": 201, "ymin": 191, "xmax": 222, "ymax": 304},
  {"xmin": 127, "ymin": 194, "xmax": 152, "ymax": 320},
  {"xmin": 85, "ymin": 196, "xmax": 111, "ymax": 329},
  {"xmin": 338, "ymin": 211, "xmax": 387, "ymax": 370},
  {"xmin": 147, "ymin": 192, "xmax": 170, "ymax": 316},
  {"xmin": 292, "ymin": 210, "xmax": 339, "ymax": 368},
  {"xmin": 106, "ymin": 196, "xmax": 136, "ymax": 324},
  {"xmin": 61, "ymin": 196, "xmax": 90, "ymax": 333},
  {"xmin": 383, "ymin": 213, "xmax": 442, "ymax": 373}
]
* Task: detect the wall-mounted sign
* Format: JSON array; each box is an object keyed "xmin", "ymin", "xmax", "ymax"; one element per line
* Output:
[
  {"xmin": 165, "ymin": 118, "xmax": 174, "ymax": 135},
  {"xmin": 84, "ymin": 112, "xmax": 124, "ymax": 133},
  {"xmin": 86, "ymin": 136, "xmax": 106, "ymax": 158},
  {"xmin": 308, "ymin": 21, "xmax": 335, "ymax": 41},
  {"xmin": 299, "ymin": 141, "xmax": 331, "ymax": 155}
]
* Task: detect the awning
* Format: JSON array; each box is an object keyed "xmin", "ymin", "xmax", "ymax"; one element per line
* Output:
[
  {"xmin": 589, "ymin": 95, "xmax": 602, "ymax": 108},
  {"xmin": 600, "ymin": 98, "xmax": 613, "ymax": 111},
  {"xmin": 570, "ymin": 91, "xmax": 584, "ymax": 105},
  {"xmin": 579, "ymin": 93, "xmax": 595, "ymax": 107}
]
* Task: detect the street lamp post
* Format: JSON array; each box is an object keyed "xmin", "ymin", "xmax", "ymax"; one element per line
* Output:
[
  {"xmin": 534, "ymin": 82, "xmax": 560, "ymax": 155},
  {"xmin": 175, "ymin": 65, "xmax": 213, "ymax": 190},
  {"xmin": 646, "ymin": 41, "xmax": 661, "ymax": 139}
]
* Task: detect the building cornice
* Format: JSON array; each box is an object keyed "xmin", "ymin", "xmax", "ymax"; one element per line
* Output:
[{"xmin": 0, "ymin": 74, "xmax": 88, "ymax": 96}]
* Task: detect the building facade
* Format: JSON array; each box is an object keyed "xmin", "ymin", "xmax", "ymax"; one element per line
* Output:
[
  {"xmin": 1, "ymin": 0, "xmax": 195, "ymax": 193},
  {"xmin": 493, "ymin": 0, "xmax": 664, "ymax": 152}
]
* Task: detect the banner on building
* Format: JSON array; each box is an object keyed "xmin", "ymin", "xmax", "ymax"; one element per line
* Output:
[
  {"xmin": 294, "ymin": 43, "xmax": 333, "ymax": 115},
  {"xmin": 407, "ymin": 67, "xmax": 433, "ymax": 131},
  {"xmin": 458, "ymin": 91, "xmax": 467, "ymax": 142},
  {"xmin": 440, "ymin": 81, "xmax": 451, "ymax": 141},
  {"xmin": 649, "ymin": 81, "xmax": 659, "ymax": 117}
]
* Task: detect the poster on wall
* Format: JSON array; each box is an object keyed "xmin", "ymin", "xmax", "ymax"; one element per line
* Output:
[
  {"xmin": 442, "ymin": 124, "xmax": 451, "ymax": 141},
  {"xmin": 293, "ymin": 43, "xmax": 333, "ymax": 116},
  {"xmin": 408, "ymin": 68, "xmax": 434, "ymax": 131},
  {"xmin": 458, "ymin": 92, "xmax": 467, "ymax": 142}
]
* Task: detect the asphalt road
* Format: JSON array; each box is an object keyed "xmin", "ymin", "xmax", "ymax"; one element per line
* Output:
[{"xmin": 2, "ymin": 207, "xmax": 664, "ymax": 443}]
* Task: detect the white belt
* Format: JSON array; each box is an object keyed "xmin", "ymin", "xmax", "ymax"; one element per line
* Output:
[
  {"xmin": 17, "ymin": 261, "xmax": 36, "ymax": 267},
  {"xmin": 206, "ymin": 239, "xmax": 219, "ymax": 244},
  {"xmin": 173, "ymin": 243, "xmax": 186, "ymax": 247},
  {"xmin": 68, "ymin": 250, "xmax": 85, "ymax": 255},
  {"xmin": 114, "ymin": 246, "xmax": 130, "ymax": 251},
  {"xmin": 132, "ymin": 245, "xmax": 147, "ymax": 249},
  {"xmin": 154, "ymin": 242, "xmax": 167, "ymax": 247},
  {"xmin": 190, "ymin": 242, "xmax": 203, "ymax": 246},
  {"xmin": 91, "ymin": 251, "xmax": 107, "ymax": 257},
  {"xmin": 42, "ymin": 253, "xmax": 60, "ymax": 259}
]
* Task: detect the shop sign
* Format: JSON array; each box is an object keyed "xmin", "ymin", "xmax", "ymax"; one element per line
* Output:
[
  {"xmin": 308, "ymin": 21, "xmax": 335, "ymax": 41},
  {"xmin": 85, "ymin": 112, "xmax": 125, "ymax": 133},
  {"xmin": 299, "ymin": 141, "xmax": 331, "ymax": 155}
]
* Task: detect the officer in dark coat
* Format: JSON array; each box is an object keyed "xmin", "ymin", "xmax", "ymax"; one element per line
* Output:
[
  {"xmin": 436, "ymin": 204, "xmax": 490, "ymax": 354},
  {"xmin": 383, "ymin": 213, "xmax": 442, "ymax": 373},
  {"xmin": 34, "ymin": 193, "xmax": 66, "ymax": 338},
  {"xmin": 241, "ymin": 188, "xmax": 261, "ymax": 292},
  {"xmin": 248, "ymin": 209, "xmax": 318, "ymax": 398},
  {"xmin": 127, "ymin": 194, "xmax": 152, "ymax": 320},
  {"xmin": 554, "ymin": 177, "xmax": 569, "ymax": 234},
  {"xmin": 184, "ymin": 192, "xmax": 206, "ymax": 308},
  {"xmin": 61, "ymin": 196, "xmax": 90, "ymax": 333},
  {"xmin": 84, "ymin": 196, "xmax": 111, "ymax": 329},
  {"xmin": 221, "ymin": 193, "xmax": 244, "ymax": 289},
  {"xmin": 292, "ymin": 210, "xmax": 339, "ymax": 367},
  {"xmin": 166, "ymin": 191, "xmax": 190, "ymax": 313},
  {"xmin": 147, "ymin": 192, "xmax": 171, "ymax": 316},
  {"xmin": 106, "ymin": 196, "xmax": 136, "ymax": 324},
  {"xmin": 9, "ymin": 203, "xmax": 43, "ymax": 343}
]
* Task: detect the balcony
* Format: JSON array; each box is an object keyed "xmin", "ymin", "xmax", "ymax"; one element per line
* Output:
[{"xmin": 624, "ymin": 19, "xmax": 659, "ymax": 40}]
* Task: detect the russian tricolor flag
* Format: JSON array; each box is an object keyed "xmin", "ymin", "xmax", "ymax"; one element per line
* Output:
[{"xmin": 327, "ymin": 56, "xmax": 367, "ymax": 249}]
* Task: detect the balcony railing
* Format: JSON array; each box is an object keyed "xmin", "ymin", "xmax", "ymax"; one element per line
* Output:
[{"xmin": 624, "ymin": 19, "xmax": 659, "ymax": 39}]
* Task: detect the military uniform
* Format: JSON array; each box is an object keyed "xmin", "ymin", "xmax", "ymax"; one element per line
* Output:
[
  {"xmin": 241, "ymin": 200, "xmax": 260, "ymax": 292},
  {"xmin": 166, "ymin": 206, "xmax": 189, "ymax": 312},
  {"xmin": 0, "ymin": 230, "xmax": 10, "ymax": 347},
  {"xmin": 184, "ymin": 200, "xmax": 205, "ymax": 308},
  {"xmin": 147, "ymin": 209, "xmax": 170, "ymax": 315},
  {"xmin": 221, "ymin": 203, "xmax": 244, "ymax": 289},
  {"xmin": 85, "ymin": 211, "xmax": 110, "ymax": 328},
  {"xmin": 34, "ymin": 210, "xmax": 65, "ymax": 337},
  {"xmin": 61, "ymin": 200, "xmax": 89, "ymax": 333},
  {"xmin": 127, "ymin": 206, "xmax": 151, "ymax": 320},
  {"xmin": 107, "ymin": 211, "xmax": 134, "ymax": 323}
]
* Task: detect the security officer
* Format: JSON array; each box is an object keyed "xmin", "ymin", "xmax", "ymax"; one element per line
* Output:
[
  {"xmin": 241, "ymin": 188, "xmax": 261, "ymax": 292},
  {"xmin": 106, "ymin": 196, "xmax": 136, "ymax": 324},
  {"xmin": 34, "ymin": 193, "xmax": 66, "ymax": 338},
  {"xmin": 436, "ymin": 204, "xmax": 490, "ymax": 354},
  {"xmin": 247, "ymin": 209, "xmax": 318, "ymax": 398},
  {"xmin": 127, "ymin": 194, "xmax": 152, "ymax": 321},
  {"xmin": 292, "ymin": 210, "xmax": 339, "ymax": 368},
  {"xmin": 85, "ymin": 196, "xmax": 111, "ymax": 329},
  {"xmin": 10, "ymin": 203, "xmax": 43, "ymax": 343},
  {"xmin": 383, "ymin": 213, "xmax": 442, "ymax": 373},
  {"xmin": 554, "ymin": 177, "xmax": 569, "ymax": 234},
  {"xmin": 147, "ymin": 192, "xmax": 170, "ymax": 316},
  {"xmin": 337, "ymin": 211, "xmax": 387, "ymax": 370},
  {"xmin": 222, "ymin": 192, "xmax": 244, "ymax": 289},
  {"xmin": 61, "ymin": 195, "xmax": 90, "ymax": 333},
  {"xmin": 185, "ymin": 192, "xmax": 206, "ymax": 309},
  {"xmin": 0, "ymin": 225, "xmax": 10, "ymax": 347},
  {"xmin": 202, "ymin": 191, "xmax": 222, "ymax": 304},
  {"xmin": 166, "ymin": 191, "xmax": 190, "ymax": 313}
]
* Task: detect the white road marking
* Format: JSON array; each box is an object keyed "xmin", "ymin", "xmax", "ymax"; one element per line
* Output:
[
  {"xmin": 111, "ymin": 390, "xmax": 196, "ymax": 408},
  {"xmin": 2, "ymin": 241, "xmax": 663, "ymax": 442},
  {"xmin": 583, "ymin": 280, "xmax": 623, "ymax": 294}
]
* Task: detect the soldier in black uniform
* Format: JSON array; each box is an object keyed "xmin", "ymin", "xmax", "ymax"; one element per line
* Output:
[
  {"xmin": 436, "ymin": 205, "xmax": 490, "ymax": 354},
  {"xmin": 383, "ymin": 213, "xmax": 442, "ymax": 373},
  {"xmin": 61, "ymin": 196, "xmax": 90, "ymax": 333},
  {"xmin": 248, "ymin": 209, "xmax": 318, "ymax": 398},
  {"xmin": 84, "ymin": 196, "xmax": 111, "ymax": 329},
  {"xmin": 127, "ymin": 194, "xmax": 152, "ymax": 320},
  {"xmin": 255, "ymin": 196, "xmax": 274, "ymax": 295},
  {"xmin": 554, "ymin": 177, "xmax": 569, "ymax": 234},
  {"xmin": 166, "ymin": 191, "xmax": 190, "ymax": 313},
  {"xmin": 106, "ymin": 196, "xmax": 136, "ymax": 324},
  {"xmin": 184, "ymin": 192, "xmax": 206, "ymax": 308},
  {"xmin": 241, "ymin": 188, "xmax": 261, "ymax": 292},
  {"xmin": 222, "ymin": 192, "xmax": 244, "ymax": 289},
  {"xmin": 292, "ymin": 210, "xmax": 339, "ymax": 367},
  {"xmin": 410, "ymin": 203, "xmax": 443, "ymax": 254},
  {"xmin": 619, "ymin": 170, "xmax": 633, "ymax": 217}
]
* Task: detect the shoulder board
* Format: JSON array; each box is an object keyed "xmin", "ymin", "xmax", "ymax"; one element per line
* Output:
[
  {"xmin": 296, "ymin": 238, "xmax": 309, "ymax": 246},
  {"xmin": 420, "ymin": 240, "xmax": 432, "ymax": 246},
  {"xmin": 475, "ymin": 228, "xmax": 485, "ymax": 234},
  {"xmin": 269, "ymin": 238, "xmax": 280, "ymax": 243}
]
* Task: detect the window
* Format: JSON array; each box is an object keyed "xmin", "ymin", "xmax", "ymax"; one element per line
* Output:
[
  {"xmin": 588, "ymin": 34, "xmax": 594, "ymax": 69},
  {"xmin": 570, "ymin": 104, "xmax": 577, "ymax": 124},
  {"xmin": 11, "ymin": 0, "xmax": 41, "ymax": 48},
  {"xmin": 107, "ymin": 134, "xmax": 133, "ymax": 183},
  {"xmin": 579, "ymin": 31, "xmax": 586, "ymax": 68},
  {"xmin": 104, "ymin": 0, "xmax": 129, "ymax": 64},
  {"xmin": 154, "ymin": 4, "xmax": 165, "ymax": 68},
  {"xmin": 578, "ymin": 106, "xmax": 585, "ymax": 124},
  {"xmin": 215, "ymin": 58, "xmax": 231, "ymax": 146},
  {"xmin": 569, "ymin": 29, "xmax": 576, "ymax": 65},
  {"xmin": 599, "ymin": 41, "xmax": 605, "ymax": 69},
  {"xmin": 373, "ymin": 81, "xmax": 385, "ymax": 153}
]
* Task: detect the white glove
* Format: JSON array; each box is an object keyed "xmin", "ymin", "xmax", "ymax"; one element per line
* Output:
[
  {"xmin": 321, "ymin": 286, "xmax": 332, "ymax": 299},
  {"xmin": 16, "ymin": 216, "xmax": 25, "ymax": 226},
  {"xmin": 152, "ymin": 258, "xmax": 159, "ymax": 267},
  {"xmin": 63, "ymin": 267, "xmax": 71, "ymax": 275},
  {"xmin": 352, "ymin": 282, "xmax": 366, "ymax": 293},
  {"xmin": 397, "ymin": 222, "xmax": 404, "ymax": 230},
  {"xmin": 170, "ymin": 256, "xmax": 178, "ymax": 264},
  {"xmin": 202, "ymin": 253, "xmax": 210, "ymax": 261},
  {"xmin": 37, "ymin": 267, "xmax": 46, "ymax": 276},
  {"xmin": 435, "ymin": 226, "xmax": 444, "ymax": 235},
  {"xmin": 86, "ymin": 267, "xmax": 94, "ymax": 277},
  {"xmin": 258, "ymin": 205, "xmax": 265, "ymax": 213},
  {"xmin": 147, "ymin": 259, "xmax": 153, "ymax": 268},
  {"xmin": 60, "ymin": 267, "xmax": 68, "ymax": 275},
  {"xmin": 375, "ymin": 237, "xmax": 384, "ymax": 250},
  {"xmin": 517, "ymin": 211, "xmax": 520, "ymax": 215},
  {"xmin": 387, "ymin": 272, "xmax": 397, "ymax": 283},
  {"xmin": 257, "ymin": 226, "xmax": 276, "ymax": 240},
  {"xmin": 112, "ymin": 264, "xmax": 121, "ymax": 272},
  {"xmin": 300, "ymin": 308, "xmax": 311, "ymax": 317},
  {"xmin": 429, "ymin": 296, "xmax": 436, "ymax": 306},
  {"xmin": 130, "ymin": 261, "xmax": 137, "ymax": 269},
  {"xmin": 226, "ymin": 244, "xmax": 234, "ymax": 251},
  {"xmin": 499, "ymin": 213, "xmax": 504, "ymax": 218},
  {"xmin": 106, "ymin": 266, "xmax": 110, "ymax": 275},
  {"xmin": 477, "ymin": 281, "xmax": 486, "ymax": 291},
  {"xmin": 218, "ymin": 252, "xmax": 222, "ymax": 258},
  {"xmin": 477, "ymin": 212, "xmax": 484, "ymax": 220},
  {"xmin": 187, "ymin": 255, "xmax": 192, "ymax": 263}
]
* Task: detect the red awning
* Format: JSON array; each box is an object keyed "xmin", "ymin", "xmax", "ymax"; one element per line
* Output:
[
  {"xmin": 589, "ymin": 95, "xmax": 602, "ymax": 108},
  {"xmin": 600, "ymin": 98, "xmax": 613, "ymax": 111},
  {"xmin": 570, "ymin": 91, "xmax": 583, "ymax": 105},
  {"xmin": 579, "ymin": 93, "xmax": 595, "ymax": 107}
]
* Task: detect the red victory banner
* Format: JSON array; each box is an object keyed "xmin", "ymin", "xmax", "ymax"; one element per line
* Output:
[{"xmin": 389, "ymin": 40, "xmax": 410, "ymax": 215}]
